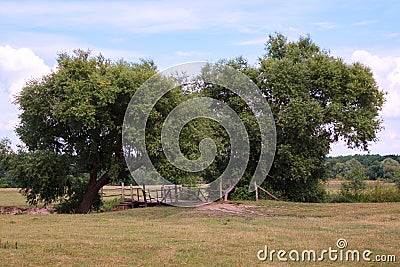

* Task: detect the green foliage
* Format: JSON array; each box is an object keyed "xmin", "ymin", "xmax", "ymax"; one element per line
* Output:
[
  {"xmin": 254, "ymin": 34, "xmax": 383, "ymax": 202},
  {"xmin": 194, "ymin": 34, "xmax": 384, "ymax": 202},
  {"xmin": 328, "ymin": 183, "xmax": 400, "ymax": 203},
  {"xmin": 339, "ymin": 159, "xmax": 367, "ymax": 199},
  {"xmin": 144, "ymin": 88, "xmax": 217, "ymax": 185},
  {"xmin": 4, "ymin": 35, "xmax": 386, "ymax": 206},
  {"xmin": 230, "ymin": 187, "xmax": 255, "ymax": 201},
  {"xmin": 99, "ymin": 198, "xmax": 122, "ymax": 212},
  {"xmin": 381, "ymin": 158, "xmax": 400, "ymax": 184},
  {"xmin": 0, "ymin": 172, "xmax": 19, "ymax": 188},
  {"xmin": 56, "ymin": 177, "xmax": 102, "ymax": 213},
  {"xmin": 6, "ymin": 149, "xmax": 75, "ymax": 206},
  {"xmin": 326, "ymin": 154, "xmax": 400, "ymax": 182},
  {"xmin": 0, "ymin": 165, "xmax": 4, "ymax": 178},
  {"xmin": 0, "ymin": 139, "xmax": 19, "ymax": 188},
  {"xmin": 12, "ymin": 50, "xmax": 157, "ymax": 213},
  {"xmin": 325, "ymin": 159, "xmax": 400, "ymax": 203},
  {"xmin": 363, "ymin": 184, "xmax": 400, "ymax": 202}
]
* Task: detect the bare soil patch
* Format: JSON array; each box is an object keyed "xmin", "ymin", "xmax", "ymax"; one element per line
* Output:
[{"xmin": 195, "ymin": 202, "xmax": 263, "ymax": 218}]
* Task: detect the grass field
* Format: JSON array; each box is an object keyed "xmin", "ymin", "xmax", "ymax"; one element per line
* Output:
[
  {"xmin": 0, "ymin": 188, "xmax": 29, "ymax": 207},
  {"xmin": 325, "ymin": 179, "xmax": 397, "ymax": 194},
  {"xmin": 0, "ymin": 189, "xmax": 399, "ymax": 266}
]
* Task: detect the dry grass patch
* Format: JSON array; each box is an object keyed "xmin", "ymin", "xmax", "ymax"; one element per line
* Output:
[
  {"xmin": 0, "ymin": 200, "xmax": 398, "ymax": 266},
  {"xmin": 0, "ymin": 188, "xmax": 399, "ymax": 266}
]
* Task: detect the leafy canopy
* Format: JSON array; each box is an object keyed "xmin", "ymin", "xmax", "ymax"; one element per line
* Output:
[{"xmin": 12, "ymin": 50, "xmax": 158, "ymax": 212}]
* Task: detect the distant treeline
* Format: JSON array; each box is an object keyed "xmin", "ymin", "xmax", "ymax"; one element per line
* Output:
[{"xmin": 326, "ymin": 154, "xmax": 400, "ymax": 181}]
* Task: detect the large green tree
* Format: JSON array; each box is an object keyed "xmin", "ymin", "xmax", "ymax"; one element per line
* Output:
[
  {"xmin": 201, "ymin": 34, "xmax": 384, "ymax": 201},
  {"xmin": 257, "ymin": 34, "xmax": 384, "ymax": 201},
  {"xmin": 12, "ymin": 50, "xmax": 159, "ymax": 213},
  {"xmin": 258, "ymin": 34, "xmax": 384, "ymax": 201},
  {"xmin": 8, "ymin": 34, "xmax": 385, "ymax": 209}
]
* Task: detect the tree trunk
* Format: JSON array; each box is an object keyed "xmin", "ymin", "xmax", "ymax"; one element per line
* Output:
[
  {"xmin": 74, "ymin": 159, "xmax": 143, "ymax": 214},
  {"xmin": 75, "ymin": 172, "xmax": 110, "ymax": 214}
]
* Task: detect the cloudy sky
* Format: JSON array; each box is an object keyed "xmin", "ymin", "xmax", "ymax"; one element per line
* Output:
[{"xmin": 0, "ymin": 0, "xmax": 399, "ymax": 156}]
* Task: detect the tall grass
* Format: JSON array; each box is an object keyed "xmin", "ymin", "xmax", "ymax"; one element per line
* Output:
[{"xmin": 327, "ymin": 183, "xmax": 400, "ymax": 203}]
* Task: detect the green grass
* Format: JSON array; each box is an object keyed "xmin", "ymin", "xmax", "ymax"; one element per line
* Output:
[{"xmin": 0, "ymin": 189, "xmax": 399, "ymax": 266}]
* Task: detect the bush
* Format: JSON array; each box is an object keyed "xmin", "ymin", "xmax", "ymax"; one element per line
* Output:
[
  {"xmin": 327, "ymin": 184, "xmax": 400, "ymax": 203},
  {"xmin": 0, "ymin": 176, "xmax": 20, "ymax": 188},
  {"xmin": 327, "ymin": 191, "xmax": 364, "ymax": 203},
  {"xmin": 363, "ymin": 184, "xmax": 400, "ymax": 202},
  {"xmin": 230, "ymin": 186, "xmax": 255, "ymax": 201},
  {"xmin": 230, "ymin": 185, "xmax": 283, "ymax": 201},
  {"xmin": 100, "ymin": 198, "xmax": 122, "ymax": 212}
]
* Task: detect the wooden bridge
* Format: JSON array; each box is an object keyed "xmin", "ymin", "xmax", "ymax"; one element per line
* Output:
[
  {"xmin": 100, "ymin": 181, "xmax": 280, "ymax": 209},
  {"xmin": 100, "ymin": 183, "xmax": 214, "ymax": 209}
]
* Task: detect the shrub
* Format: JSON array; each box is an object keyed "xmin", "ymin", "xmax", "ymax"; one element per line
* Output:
[
  {"xmin": 230, "ymin": 186, "xmax": 255, "ymax": 201},
  {"xmin": 327, "ymin": 183, "xmax": 400, "ymax": 203},
  {"xmin": 363, "ymin": 184, "xmax": 400, "ymax": 202},
  {"xmin": 100, "ymin": 198, "xmax": 122, "ymax": 212}
]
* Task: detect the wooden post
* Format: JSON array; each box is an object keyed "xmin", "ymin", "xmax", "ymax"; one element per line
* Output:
[
  {"xmin": 121, "ymin": 182, "xmax": 125, "ymax": 200},
  {"xmin": 130, "ymin": 184, "xmax": 133, "ymax": 202},
  {"xmin": 254, "ymin": 181, "xmax": 258, "ymax": 201},
  {"xmin": 174, "ymin": 184, "xmax": 178, "ymax": 203},
  {"xmin": 136, "ymin": 188, "xmax": 140, "ymax": 202},
  {"xmin": 143, "ymin": 185, "xmax": 147, "ymax": 206},
  {"xmin": 219, "ymin": 178, "xmax": 223, "ymax": 201},
  {"xmin": 224, "ymin": 181, "xmax": 235, "ymax": 201},
  {"xmin": 156, "ymin": 189, "xmax": 159, "ymax": 203}
]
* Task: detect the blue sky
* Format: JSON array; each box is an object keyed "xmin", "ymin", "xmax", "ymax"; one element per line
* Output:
[{"xmin": 0, "ymin": 0, "xmax": 400, "ymax": 156}]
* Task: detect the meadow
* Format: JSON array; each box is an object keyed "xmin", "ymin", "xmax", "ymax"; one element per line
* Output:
[{"xmin": 0, "ymin": 188, "xmax": 399, "ymax": 266}]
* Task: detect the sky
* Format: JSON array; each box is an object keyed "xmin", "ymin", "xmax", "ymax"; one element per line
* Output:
[{"xmin": 0, "ymin": 0, "xmax": 399, "ymax": 156}]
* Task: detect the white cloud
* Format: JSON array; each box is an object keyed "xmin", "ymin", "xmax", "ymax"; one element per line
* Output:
[
  {"xmin": 0, "ymin": 45, "xmax": 51, "ymax": 99},
  {"xmin": 0, "ymin": 45, "xmax": 51, "ymax": 142},
  {"xmin": 350, "ymin": 50, "xmax": 400, "ymax": 118},
  {"xmin": 0, "ymin": 120, "xmax": 18, "ymax": 131},
  {"xmin": 232, "ymin": 38, "xmax": 266, "ymax": 46},
  {"xmin": 330, "ymin": 50, "xmax": 400, "ymax": 155},
  {"xmin": 370, "ymin": 119, "xmax": 400, "ymax": 155}
]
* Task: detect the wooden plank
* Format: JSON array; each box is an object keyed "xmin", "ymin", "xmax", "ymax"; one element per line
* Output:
[
  {"xmin": 103, "ymin": 194, "xmax": 122, "ymax": 198},
  {"xmin": 258, "ymin": 186, "xmax": 280, "ymax": 201}
]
